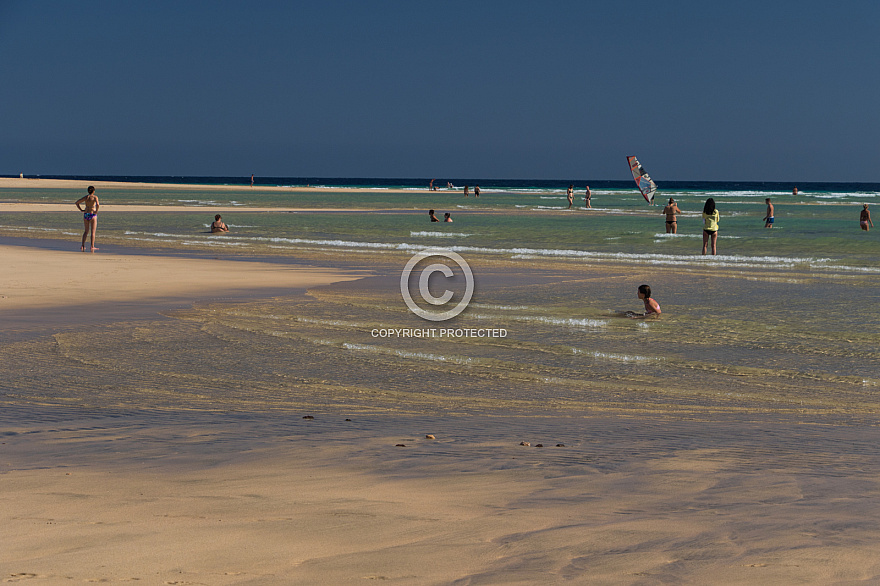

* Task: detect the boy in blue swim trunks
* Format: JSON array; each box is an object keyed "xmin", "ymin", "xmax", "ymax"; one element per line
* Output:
[
  {"xmin": 75, "ymin": 185, "xmax": 100, "ymax": 251},
  {"xmin": 763, "ymin": 198, "xmax": 774, "ymax": 228}
]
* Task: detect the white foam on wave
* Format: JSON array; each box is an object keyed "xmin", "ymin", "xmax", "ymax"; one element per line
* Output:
[
  {"xmin": 202, "ymin": 224, "xmax": 259, "ymax": 228},
  {"xmin": 653, "ymin": 232, "xmax": 742, "ymax": 239},
  {"xmin": 339, "ymin": 342, "xmax": 479, "ymax": 365},
  {"xmin": 572, "ymin": 348, "xmax": 656, "ymax": 362},
  {"xmin": 813, "ymin": 192, "xmax": 879, "ymax": 199},
  {"xmin": 176, "ymin": 199, "xmax": 220, "ymax": 205},
  {"xmin": 118, "ymin": 231, "xmax": 880, "ymax": 274},
  {"xmin": 410, "ymin": 231, "xmax": 472, "ymax": 238},
  {"xmin": 653, "ymin": 233, "xmax": 702, "ymax": 239},
  {"xmin": 471, "ymin": 313, "xmax": 607, "ymax": 329}
]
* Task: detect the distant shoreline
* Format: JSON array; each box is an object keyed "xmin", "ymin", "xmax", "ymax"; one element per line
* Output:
[
  {"xmin": 0, "ymin": 177, "xmax": 426, "ymax": 194},
  {"xmin": 3, "ymin": 176, "xmax": 879, "ymax": 192}
]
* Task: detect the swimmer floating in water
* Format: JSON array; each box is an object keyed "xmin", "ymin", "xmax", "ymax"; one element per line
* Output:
[
  {"xmin": 624, "ymin": 284, "xmax": 661, "ymax": 319},
  {"xmin": 211, "ymin": 214, "xmax": 229, "ymax": 233}
]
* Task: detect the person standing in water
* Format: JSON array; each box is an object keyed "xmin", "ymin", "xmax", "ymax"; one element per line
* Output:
[
  {"xmin": 444, "ymin": 212, "xmax": 453, "ymax": 222},
  {"xmin": 702, "ymin": 197, "xmax": 719, "ymax": 255},
  {"xmin": 75, "ymin": 186, "xmax": 100, "ymax": 252},
  {"xmin": 584, "ymin": 185, "xmax": 592, "ymax": 208},
  {"xmin": 567, "ymin": 185, "xmax": 574, "ymax": 209},
  {"xmin": 474, "ymin": 185, "xmax": 480, "ymax": 197},
  {"xmin": 793, "ymin": 186, "xmax": 798, "ymax": 196},
  {"xmin": 662, "ymin": 198, "xmax": 681, "ymax": 233},
  {"xmin": 763, "ymin": 198, "xmax": 775, "ymax": 228},
  {"xmin": 429, "ymin": 209, "xmax": 439, "ymax": 222},
  {"xmin": 860, "ymin": 204, "xmax": 874, "ymax": 231},
  {"xmin": 464, "ymin": 185, "xmax": 470, "ymax": 197}
]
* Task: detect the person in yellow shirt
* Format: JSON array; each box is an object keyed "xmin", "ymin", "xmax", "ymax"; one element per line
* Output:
[{"xmin": 702, "ymin": 198, "xmax": 719, "ymax": 255}]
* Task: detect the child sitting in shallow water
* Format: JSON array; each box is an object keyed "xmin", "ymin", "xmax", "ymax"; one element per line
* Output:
[{"xmin": 625, "ymin": 284, "xmax": 661, "ymax": 319}]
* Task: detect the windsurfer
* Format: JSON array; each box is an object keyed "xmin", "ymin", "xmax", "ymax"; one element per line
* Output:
[{"xmin": 627, "ymin": 156, "xmax": 658, "ymax": 205}]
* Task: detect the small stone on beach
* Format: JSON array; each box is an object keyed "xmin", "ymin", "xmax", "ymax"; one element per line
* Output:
[
  {"xmin": 302, "ymin": 415, "xmax": 314, "ymax": 419},
  {"xmin": 535, "ymin": 444, "xmax": 544, "ymax": 447},
  {"xmin": 556, "ymin": 443, "xmax": 565, "ymax": 447},
  {"xmin": 520, "ymin": 441, "xmax": 530, "ymax": 446},
  {"xmin": 395, "ymin": 444, "xmax": 406, "ymax": 447},
  {"xmin": 425, "ymin": 434, "xmax": 435, "ymax": 439}
]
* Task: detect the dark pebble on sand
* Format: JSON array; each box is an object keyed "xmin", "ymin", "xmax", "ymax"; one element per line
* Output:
[
  {"xmin": 556, "ymin": 444, "xmax": 565, "ymax": 447},
  {"xmin": 302, "ymin": 415, "xmax": 314, "ymax": 419},
  {"xmin": 395, "ymin": 444, "xmax": 406, "ymax": 447},
  {"xmin": 345, "ymin": 418, "xmax": 351, "ymax": 421},
  {"xmin": 535, "ymin": 444, "xmax": 544, "ymax": 448}
]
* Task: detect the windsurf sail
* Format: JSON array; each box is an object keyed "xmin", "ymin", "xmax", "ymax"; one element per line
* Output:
[{"xmin": 626, "ymin": 156, "xmax": 657, "ymax": 204}]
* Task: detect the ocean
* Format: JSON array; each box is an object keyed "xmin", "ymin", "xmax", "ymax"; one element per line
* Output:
[
  {"xmin": 2, "ymin": 177, "xmax": 879, "ymax": 269},
  {"xmin": 1, "ymin": 177, "xmax": 878, "ymax": 421}
]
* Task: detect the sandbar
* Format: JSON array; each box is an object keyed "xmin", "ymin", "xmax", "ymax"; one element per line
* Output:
[{"xmin": 0, "ymin": 244, "xmax": 368, "ymax": 312}]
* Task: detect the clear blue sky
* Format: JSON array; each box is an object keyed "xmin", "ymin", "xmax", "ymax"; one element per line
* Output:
[{"xmin": 1, "ymin": 1, "xmax": 877, "ymax": 181}]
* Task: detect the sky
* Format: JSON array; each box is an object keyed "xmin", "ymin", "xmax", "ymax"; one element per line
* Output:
[{"xmin": 1, "ymin": 1, "xmax": 878, "ymax": 181}]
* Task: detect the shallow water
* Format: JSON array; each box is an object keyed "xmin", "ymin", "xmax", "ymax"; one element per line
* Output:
[
  {"xmin": 3, "ymin": 183, "xmax": 880, "ymax": 583},
  {"xmin": 1, "ymin": 184, "xmax": 878, "ymax": 421},
  {"xmin": 3, "ymin": 184, "xmax": 879, "ymax": 270},
  {"xmin": 1, "ymin": 262, "xmax": 877, "ymax": 422}
]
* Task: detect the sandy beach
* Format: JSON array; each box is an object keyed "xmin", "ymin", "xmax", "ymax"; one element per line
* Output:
[
  {"xmin": 7, "ymin": 0, "xmax": 879, "ymax": 580},
  {"xmin": 0, "ymin": 244, "xmax": 368, "ymax": 313},
  {"xmin": 5, "ymin": 408, "xmax": 880, "ymax": 584},
  {"xmin": 3, "ymin": 179, "xmax": 880, "ymax": 584}
]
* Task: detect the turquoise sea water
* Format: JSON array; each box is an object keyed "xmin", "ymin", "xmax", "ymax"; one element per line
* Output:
[{"xmin": 1, "ymin": 184, "xmax": 879, "ymax": 270}]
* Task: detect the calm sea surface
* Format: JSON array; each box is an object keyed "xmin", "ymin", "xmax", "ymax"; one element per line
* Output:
[{"xmin": 1, "ymin": 178, "xmax": 878, "ymax": 421}]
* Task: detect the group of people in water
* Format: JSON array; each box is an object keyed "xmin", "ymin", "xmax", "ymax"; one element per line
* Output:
[
  {"xmin": 565, "ymin": 185, "xmax": 592, "ymax": 209},
  {"xmin": 661, "ymin": 196, "xmax": 770, "ymax": 255},
  {"xmin": 661, "ymin": 196, "xmax": 874, "ymax": 255},
  {"xmin": 75, "ymin": 185, "xmax": 875, "ymax": 258},
  {"xmin": 660, "ymin": 197, "xmax": 722, "ymax": 255}
]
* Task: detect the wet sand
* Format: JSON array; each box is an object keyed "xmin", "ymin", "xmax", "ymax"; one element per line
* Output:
[
  {"xmin": 0, "ymin": 243, "xmax": 368, "ymax": 313},
  {"xmin": 4, "ymin": 407, "xmax": 880, "ymax": 584},
  {"xmin": 3, "ymin": 237, "xmax": 880, "ymax": 583}
]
